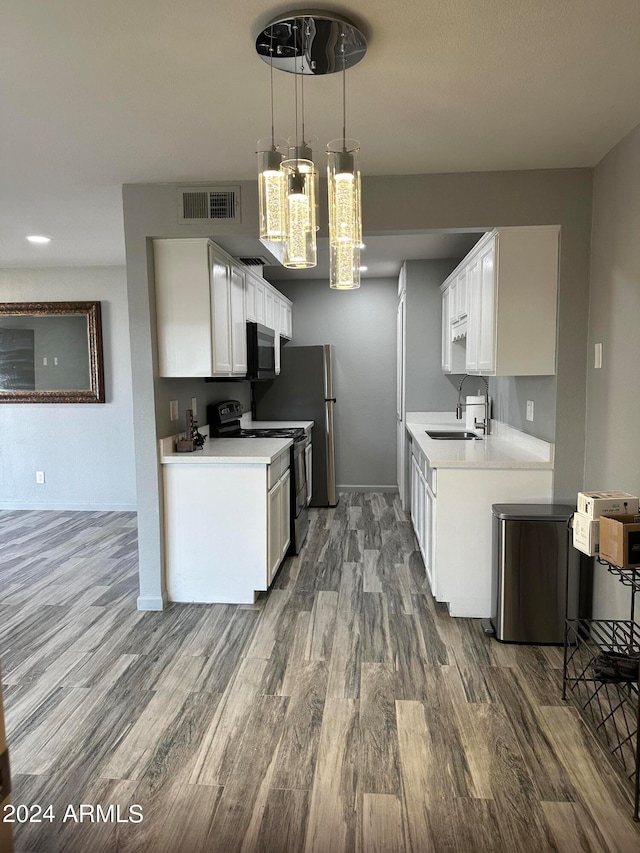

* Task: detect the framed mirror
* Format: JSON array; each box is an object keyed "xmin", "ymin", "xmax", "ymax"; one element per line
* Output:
[{"xmin": 0, "ymin": 301, "xmax": 105, "ymax": 403}]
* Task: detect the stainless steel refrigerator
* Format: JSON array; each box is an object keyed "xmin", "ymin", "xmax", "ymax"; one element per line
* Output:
[{"xmin": 254, "ymin": 344, "xmax": 337, "ymax": 507}]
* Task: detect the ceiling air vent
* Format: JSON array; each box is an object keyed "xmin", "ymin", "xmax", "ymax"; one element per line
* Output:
[
  {"xmin": 237, "ymin": 257, "xmax": 269, "ymax": 267},
  {"xmin": 178, "ymin": 186, "xmax": 241, "ymax": 224}
]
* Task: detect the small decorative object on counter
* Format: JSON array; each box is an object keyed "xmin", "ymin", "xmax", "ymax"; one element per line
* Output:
[{"xmin": 176, "ymin": 409, "xmax": 206, "ymax": 453}]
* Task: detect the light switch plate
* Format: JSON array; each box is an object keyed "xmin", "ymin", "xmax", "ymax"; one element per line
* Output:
[
  {"xmin": 170, "ymin": 400, "xmax": 179, "ymax": 421},
  {"xmin": 594, "ymin": 342, "xmax": 603, "ymax": 369},
  {"xmin": 526, "ymin": 400, "xmax": 534, "ymax": 422},
  {"xmin": 191, "ymin": 397, "xmax": 198, "ymax": 419}
]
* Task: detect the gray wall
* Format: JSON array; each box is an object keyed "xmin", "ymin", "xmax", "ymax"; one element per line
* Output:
[
  {"xmin": 123, "ymin": 168, "xmax": 593, "ymax": 608},
  {"xmin": 0, "ymin": 266, "xmax": 136, "ymax": 510},
  {"xmin": 490, "ymin": 376, "xmax": 557, "ymax": 442},
  {"xmin": 585, "ymin": 123, "xmax": 640, "ymax": 620},
  {"xmin": 404, "ymin": 259, "xmax": 461, "ymax": 412},
  {"xmin": 271, "ymin": 277, "xmax": 397, "ymax": 489}
]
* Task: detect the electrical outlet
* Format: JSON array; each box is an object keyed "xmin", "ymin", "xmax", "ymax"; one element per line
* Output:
[
  {"xmin": 191, "ymin": 397, "xmax": 198, "ymax": 419},
  {"xmin": 170, "ymin": 400, "xmax": 179, "ymax": 421},
  {"xmin": 42, "ymin": 357, "xmax": 47, "ymax": 366},
  {"xmin": 54, "ymin": 356, "xmax": 58, "ymax": 365},
  {"xmin": 594, "ymin": 342, "xmax": 603, "ymax": 369},
  {"xmin": 526, "ymin": 400, "xmax": 534, "ymax": 422},
  {"xmin": 36, "ymin": 471, "xmax": 45, "ymax": 484}
]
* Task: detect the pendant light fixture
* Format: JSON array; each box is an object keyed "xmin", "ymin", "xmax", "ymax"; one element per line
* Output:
[
  {"xmin": 255, "ymin": 11, "xmax": 367, "ymax": 281},
  {"xmin": 257, "ymin": 26, "xmax": 286, "ymax": 242},
  {"xmin": 327, "ymin": 28, "xmax": 362, "ymax": 289},
  {"xmin": 281, "ymin": 18, "xmax": 317, "ymax": 269}
]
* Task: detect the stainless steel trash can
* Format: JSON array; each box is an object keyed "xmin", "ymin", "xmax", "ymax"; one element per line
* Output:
[{"xmin": 491, "ymin": 503, "xmax": 576, "ymax": 644}]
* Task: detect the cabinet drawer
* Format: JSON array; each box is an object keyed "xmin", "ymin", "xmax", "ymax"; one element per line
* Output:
[{"xmin": 267, "ymin": 450, "xmax": 290, "ymax": 489}]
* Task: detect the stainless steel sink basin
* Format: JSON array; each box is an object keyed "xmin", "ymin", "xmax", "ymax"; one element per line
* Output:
[{"xmin": 425, "ymin": 430, "xmax": 482, "ymax": 440}]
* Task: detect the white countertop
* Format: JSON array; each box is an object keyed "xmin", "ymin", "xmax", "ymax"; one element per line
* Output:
[
  {"xmin": 160, "ymin": 419, "xmax": 313, "ymax": 465},
  {"xmin": 405, "ymin": 412, "xmax": 553, "ymax": 470}
]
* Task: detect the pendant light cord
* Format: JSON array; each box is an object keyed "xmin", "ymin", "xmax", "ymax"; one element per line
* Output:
[
  {"xmin": 342, "ymin": 30, "xmax": 347, "ymax": 150},
  {"xmin": 301, "ymin": 18, "xmax": 306, "ymax": 144},
  {"xmin": 294, "ymin": 22, "xmax": 299, "ymax": 152},
  {"xmin": 270, "ymin": 25, "xmax": 275, "ymax": 147}
]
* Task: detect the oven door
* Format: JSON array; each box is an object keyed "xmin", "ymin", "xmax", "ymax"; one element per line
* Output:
[{"xmin": 247, "ymin": 321, "xmax": 276, "ymax": 380}]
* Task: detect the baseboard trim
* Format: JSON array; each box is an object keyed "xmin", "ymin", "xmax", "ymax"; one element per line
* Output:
[
  {"xmin": 337, "ymin": 485, "xmax": 399, "ymax": 493},
  {"xmin": 137, "ymin": 593, "xmax": 168, "ymax": 611},
  {"xmin": 0, "ymin": 502, "xmax": 137, "ymax": 511}
]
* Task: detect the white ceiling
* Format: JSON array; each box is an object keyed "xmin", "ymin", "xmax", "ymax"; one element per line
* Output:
[{"xmin": 1, "ymin": 0, "xmax": 639, "ymax": 273}]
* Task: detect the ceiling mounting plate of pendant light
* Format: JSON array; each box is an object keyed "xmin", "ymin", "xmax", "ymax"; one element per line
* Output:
[{"xmin": 255, "ymin": 10, "xmax": 367, "ymax": 74}]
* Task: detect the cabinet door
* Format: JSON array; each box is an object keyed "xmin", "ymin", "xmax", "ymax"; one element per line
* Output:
[
  {"xmin": 255, "ymin": 280, "xmax": 266, "ymax": 324},
  {"xmin": 457, "ymin": 269, "xmax": 468, "ymax": 319},
  {"xmin": 397, "ymin": 292, "xmax": 405, "ymax": 419},
  {"xmin": 477, "ymin": 240, "xmax": 497, "ymax": 373},
  {"xmin": 305, "ymin": 442, "xmax": 313, "ymax": 504},
  {"xmin": 265, "ymin": 287, "xmax": 275, "ymax": 331},
  {"xmin": 441, "ymin": 287, "xmax": 452, "ymax": 372},
  {"xmin": 267, "ymin": 479, "xmax": 281, "ymax": 585},
  {"xmin": 410, "ymin": 455, "xmax": 419, "ymax": 533},
  {"xmin": 245, "ymin": 274, "xmax": 256, "ymax": 321},
  {"xmin": 209, "ymin": 247, "xmax": 232, "ymax": 374},
  {"xmin": 230, "ymin": 266, "xmax": 247, "ymax": 375},
  {"xmin": 280, "ymin": 469, "xmax": 291, "ymax": 559},
  {"xmin": 281, "ymin": 301, "xmax": 292, "ymax": 339},
  {"xmin": 424, "ymin": 480, "xmax": 436, "ymax": 594},
  {"xmin": 465, "ymin": 256, "xmax": 481, "ymax": 372}
]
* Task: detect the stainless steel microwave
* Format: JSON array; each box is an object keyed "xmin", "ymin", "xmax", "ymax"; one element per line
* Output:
[{"xmin": 246, "ymin": 321, "xmax": 276, "ymax": 380}]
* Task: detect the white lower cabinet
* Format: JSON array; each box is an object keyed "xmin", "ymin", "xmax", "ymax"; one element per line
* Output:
[
  {"xmin": 410, "ymin": 447, "xmax": 436, "ymax": 596},
  {"xmin": 268, "ymin": 468, "xmax": 291, "ymax": 585},
  {"xmin": 163, "ymin": 453, "xmax": 291, "ymax": 604},
  {"xmin": 408, "ymin": 436, "xmax": 553, "ymax": 617}
]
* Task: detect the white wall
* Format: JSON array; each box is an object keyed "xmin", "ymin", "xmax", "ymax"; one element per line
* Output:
[
  {"xmin": 0, "ymin": 266, "xmax": 136, "ymax": 510},
  {"xmin": 585, "ymin": 122, "xmax": 640, "ymax": 620}
]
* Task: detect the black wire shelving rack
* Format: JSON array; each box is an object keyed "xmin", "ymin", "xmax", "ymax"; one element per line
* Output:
[{"xmin": 562, "ymin": 530, "xmax": 640, "ymax": 821}]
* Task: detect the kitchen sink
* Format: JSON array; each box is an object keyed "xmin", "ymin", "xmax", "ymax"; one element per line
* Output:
[{"xmin": 425, "ymin": 430, "xmax": 482, "ymax": 440}]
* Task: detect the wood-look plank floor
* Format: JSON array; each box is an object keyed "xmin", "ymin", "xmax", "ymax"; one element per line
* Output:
[{"xmin": 1, "ymin": 499, "xmax": 639, "ymax": 852}]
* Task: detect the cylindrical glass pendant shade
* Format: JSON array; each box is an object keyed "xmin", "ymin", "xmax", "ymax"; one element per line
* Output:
[
  {"xmin": 327, "ymin": 139, "xmax": 362, "ymax": 289},
  {"xmin": 257, "ymin": 138, "xmax": 287, "ymax": 241},
  {"xmin": 281, "ymin": 154, "xmax": 317, "ymax": 268}
]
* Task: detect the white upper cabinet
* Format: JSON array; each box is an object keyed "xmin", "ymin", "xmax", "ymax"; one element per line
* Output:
[
  {"xmin": 229, "ymin": 265, "xmax": 248, "ymax": 375},
  {"xmin": 441, "ymin": 226, "xmax": 559, "ymax": 376},
  {"xmin": 154, "ymin": 238, "xmax": 238, "ymax": 378},
  {"xmin": 154, "ymin": 239, "xmax": 292, "ymax": 379}
]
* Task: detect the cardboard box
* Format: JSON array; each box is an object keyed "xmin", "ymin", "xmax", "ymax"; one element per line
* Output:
[
  {"xmin": 598, "ymin": 514, "xmax": 640, "ymax": 568},
  {"xmin": 577, "ymin": 491, "xmax": 639, "ymax": 519},
  {"xmin": 573, "ymin": 512, "xmax": 599, "ymax": 556}
]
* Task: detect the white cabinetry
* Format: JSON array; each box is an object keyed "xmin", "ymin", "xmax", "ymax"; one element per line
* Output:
[
  {"xmin": 268, "ymin": 468, "xmax": 290, "ymax": 584},
  {"xmin": 163, "ymin": 449, "xmax": 291, "ymax": 604},
  {"xmin": 154, "ymin": 238, "xmax": 246, "ymax": 378},
  {"xmin": 441, "ymin": 226, "xmax": 559, "ymax": 376},
  {"xmin": 410, "ymin": 442, "xmax": 436, "ymax": 595},
  {"xmin": 407, "ymin": 431, "xmax": 553, "ymax": 617}
]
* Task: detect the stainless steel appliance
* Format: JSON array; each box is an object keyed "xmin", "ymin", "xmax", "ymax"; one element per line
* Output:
[
  {"xmin": 207, "ymin": 400, "xmax": 310, "ymax": 553},
  {"xmin": 254, "ymin": 344, "xmax": 337, "ymax": 507},
  {"xmin": 246, "ymin": 321, "xmax": 276, "ymax": 380}
]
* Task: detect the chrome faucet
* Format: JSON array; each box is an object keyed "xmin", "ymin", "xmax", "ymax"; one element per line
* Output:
[{"xmin": 456, "ymin": 374, "xmax": 491, "ymax": 435}]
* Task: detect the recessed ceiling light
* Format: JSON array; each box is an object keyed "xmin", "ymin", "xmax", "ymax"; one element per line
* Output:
[
  {"xmin": 357, "ymin": 242, "xmax": 366, "ymax": 250},
  {"xmin": 26, "ymin": 235, "xmax": 52, "ymax": 244},
  {"xmin": 359, "ymin": 265, "xmax": 368, "ymax": 272}
]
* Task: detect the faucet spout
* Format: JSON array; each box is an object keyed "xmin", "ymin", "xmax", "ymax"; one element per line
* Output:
[{"xmin": 455, "ymin": 374, "xmax": 491, "ymax": 434}]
